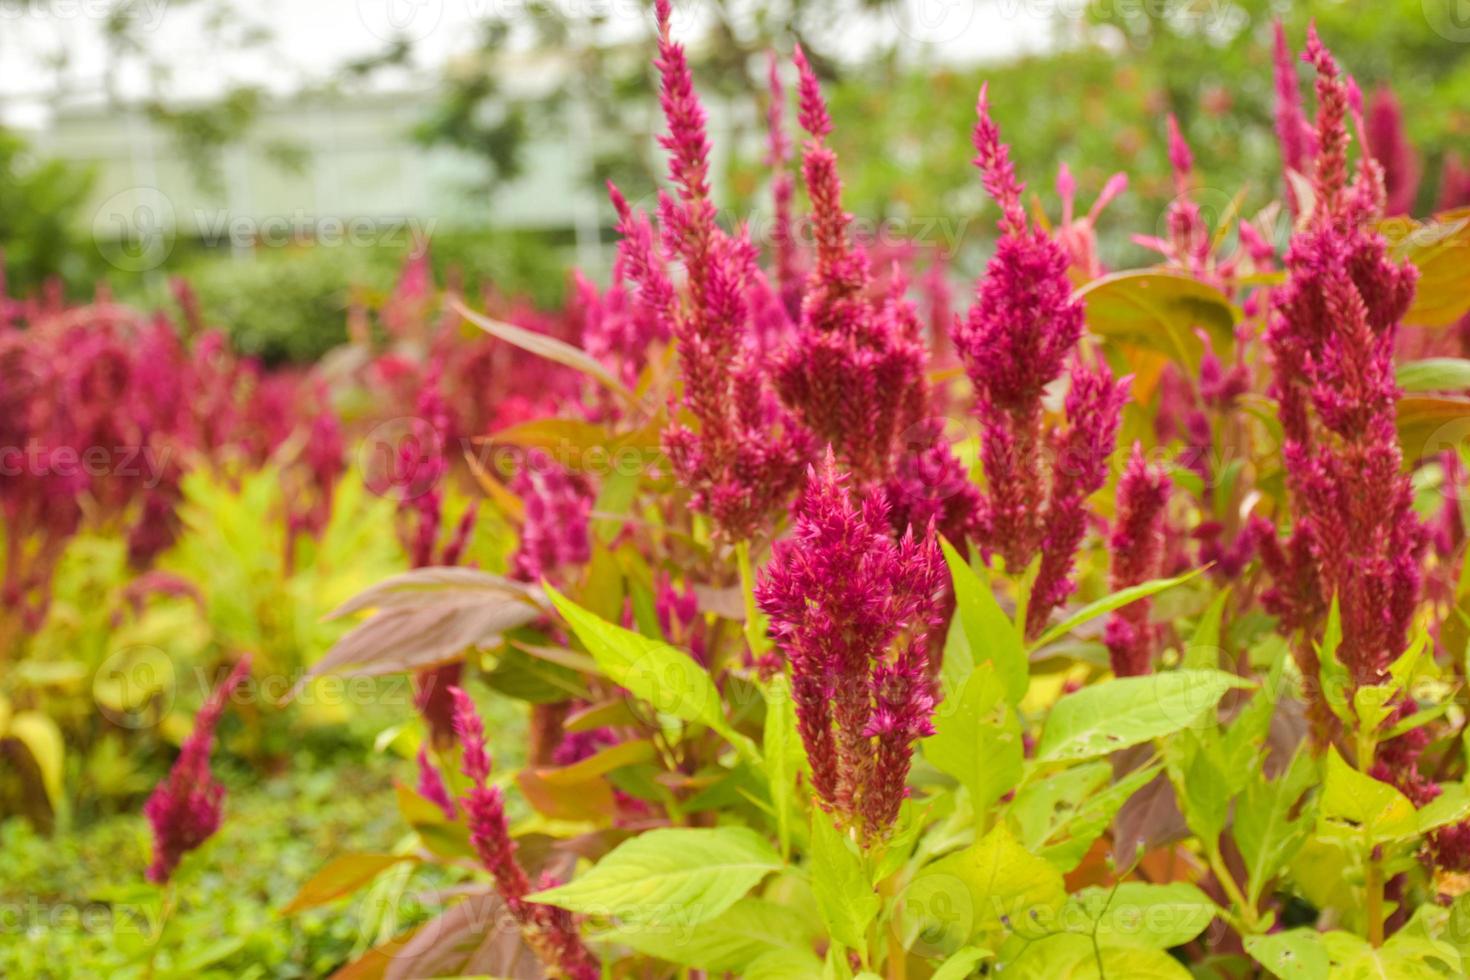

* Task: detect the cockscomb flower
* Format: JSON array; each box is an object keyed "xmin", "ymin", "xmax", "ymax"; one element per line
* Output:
[
  {"xmin": 1262, "ymin": 27, "xmax": 1424, "ymax": 720},
  {"xmin": 954, "ymin": 85, "xmax": 1126, "ymax": 634},
  {"xmin": 1105, "ymin": 445, "xmax": 1172, "ymax": 676},
  {"xmin": 1272, "ymin": 19, "xmax": 1317, "ymax": 213},
  {"xmin": 884, "ymin": 417, "xmax": 982, "ymax": 556},
  {"xmin": 143, "ymin": 655, "xmax": 252, "ymax": 884},
  {"xmin": 449, "ymin": 688, "xmax": 599, "ymax": 980},
  {"xmin": 769, "ymin": 46, "xmax": 928, "ymax": 483},
  {"xmin": 756, "ymin": 453, "xmax": 943, "ymax": 838},
  {"xmin": 416, "ymin": 746, "xmax": 457, "ymax": 821},
  {"xmin": 1026, "ymin": 363, "xmax": 1128, "ymax": 638},
  {"xmin": 1438, "ymin": 152, "xmax": 1470, "ymax": 212},
  {"xmin": 766, "ymin": 51, "xmax": 803, "ymax": 323},
  {"xmin": 615, "ymin": 1, "xmax": 810, "ymax": 541},
  {"xmin": 1054, "ymin": 163, "xmax": 1127, "ymax": 281},
  {"xmin": 509, "ymin": 453, "xmax": 593, "ymax": 584},
  {"xmin": 1364, "ymin": 84, "xmax": 1420, "ymax": 217}
]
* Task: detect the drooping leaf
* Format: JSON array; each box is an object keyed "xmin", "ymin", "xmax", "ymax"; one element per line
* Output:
[
  {"xmin": 545, "ymin": 584, "xmax": 752, "ymax": 755},
  {"xmin": 6, "ymin": 711, "xmax": 65, "ymax": 812},
  {"xmin": 1397, "ymin": 357, "xmax": 1470, "ymax": 393},
  {"xmin": 303, "ymin": 569, "xmax": 541, "ymax": 686},
  {"xmin": 526, "ymin": 827, "xmax": 782, "ymax": 925},
  {"xmin": 285, "ymin": 854, "xmax": 416, "ymax": 913},
  {"xmin": 455, "ymin": 299, "xmax": 637, "ymax": 403},
  {"xmin": 1076, "ymin": 270, "xmax": 1238, "ymax": 373}
]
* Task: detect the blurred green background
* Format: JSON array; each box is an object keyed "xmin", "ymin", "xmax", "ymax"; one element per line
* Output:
[{"xmin": 2, "ymin": 0, "xmax": 1467, "ymax": 363}]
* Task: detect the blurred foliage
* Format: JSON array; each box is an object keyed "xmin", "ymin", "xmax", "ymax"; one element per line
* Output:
[
  {"xmin": 136, "ymin": 230, "xmax": 571, "ymax": 365},
  {"xmin": 0, "ymin": 129, "xmax": 100, "ymax": 296},
  {"xmin": 757, "ymin": 1, "xmax": 1470, "ymax": 272}
]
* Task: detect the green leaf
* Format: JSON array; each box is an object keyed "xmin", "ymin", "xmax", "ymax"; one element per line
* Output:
[
  {"xmin": 526, "ymin": 826, "xmax": 782, "ymax": 925},
  {"xmin": 1062, "ymin": 882, "xmax": 1216, "ymax": 950},
  {"xmin": 1244, "ymin": 929, "xmax": 1329, "ymax": 980},
  {"xmin": 923, "ymin": 662, "xmax": 1022, "ymax": 813},
  {"xmin": 7, "ymin": 711, "xmax": 65, "ymax": 813},
  {"xmin": 600, "ymin": 897, "xmax": 817, "ymax": 972},
  {"xmin": 1180, "ymin": 587, "xmax": 1229, "ymax": 670},
  {"xmin": 905, "ymin": 824, "xmax": 1065, "ymax": 947},
  {"xmin": 1030, "ymin": 568, "xmax": 1206, "ymax": 651},
  {"xmin": 284, "ymin": 854, "xmax": 415, "ymax": 913},
  {"xmin": 742, "ymin": 948, "xmax": 827, "ymax": 978},
  {"xmin": 940, "ymin": 537, "xmax": 1026, "ymax": 703},
  {"xmin": 1034, "ymin": 669, "xmax": 1249, "ymax": 762},
  {"xmin": 1234, "ymin": 749, "xmax": 1318, "ymax": 908},
  {"xmin": 545, "ymin": 584, "xmax": 753, "ymax": 756},
  {"xmin": 763, "ymin": 673, "xmax": 802, "ymax": 858},
  {"xmin": 931, "ymin": 946, "xmax": 992, "ymax": 980},
  {"xmin": 1007, "ymin": 933, "xmax": 1192, "ymax": 978},
  {"xmin": 1417, "ymin": 783, "xmax": 1470, "ymax": 835},
  {"xmin": 1011, "ymin": 761, "xmax": 1160, "ymax": 873},
  {"xmin": 1318, "ymin": 746, "xmax": 1417, "ymax": 844},
  {"xmin": 810, "ymin": 813, "xmax": 880, "ymax": 950},
  {"xmin": 1397, "ymin": 357, "xmax": 1470, "ymax": 392},
  {"xmin": 1076, "ymin": 269, "xmax": 1238, "ymax": 373},
  {"xmin": 1316, "ymin": 597, "xmax": 1354, "ymax": 729},
  {"xmin": 1166, "ymin": 729, "xmax": 1232, "ymax": 846}
]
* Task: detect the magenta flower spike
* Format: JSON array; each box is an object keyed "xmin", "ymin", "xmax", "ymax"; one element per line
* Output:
[
  {"xmin": 1272, "ymin": 19, "xmax": 1317, "ymax": 212},
  {"xmin": 954, "ymin": 83, "xmax": 1125, "ymax": 635},
  {"xmin": 767, "ymin": 46, "xmax": 928, "ymax": 483},
  {"xmin": 449, "ymin": 688, "xmax": 600, "ymax": 980},
  {"xmin": 756, "ymin": 452, "xmax": 943, "ymax": 838},
  {"xmin": 1363, "ymin": 84, "xmax": 1420, "ymax": 217},
  {"xmin": 1262, "ymin": 26, "xmax": 1424, "ymax": 717},
  {"xmin": 614, "ymin": 0, "xmax": 810, "ymax": 541},
  {"xmin": 143, "ymin": 654, "xmax": 252, "ymax": 884},
  {"xmin": 1105, "ymin": 445, "xmax": 1172, "ymax": 676},
  {"xmin": 766, "ymin": 50, "xmax": 802, "ymax": 322}
]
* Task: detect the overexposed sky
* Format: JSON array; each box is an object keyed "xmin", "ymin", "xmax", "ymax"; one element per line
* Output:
[{"xmin": 0, "ymin": 0, "xmax": 1057, "ymax": 127}]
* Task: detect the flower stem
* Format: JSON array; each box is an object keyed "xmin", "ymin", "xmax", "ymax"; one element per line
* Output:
[{"xmin": 735, "ymin": 539, "xmax": 771, "ymax": 658}]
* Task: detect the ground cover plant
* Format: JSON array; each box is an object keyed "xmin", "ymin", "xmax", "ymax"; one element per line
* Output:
[{"xmin": 8, "ymin": 5, "xmax": 1470, "ymax": 978}]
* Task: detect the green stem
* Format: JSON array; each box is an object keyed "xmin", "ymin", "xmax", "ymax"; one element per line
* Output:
[
  {"xmin": 735, "ymin": 540, "xmax": 771, "ymax": 658},
  {"xmin": 1365, "ymin": 850, "xmax": 1385, "ymax": 947},
  {"xmin": 1206, "ymin": 842, "xmax": 1259, "ymax": 934}
]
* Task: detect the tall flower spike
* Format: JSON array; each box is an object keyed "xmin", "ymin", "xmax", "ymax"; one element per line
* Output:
[
  {"xmin": 1272, "ymin": 19, "xmax": 1317, "ymax": 212},
  {"xmin": 954, "ymin": 83, "xmax": 1121, "ymax": 628},
  {"xmin": 1105, "ymin": 445, "xmax": 1172, "ymax": 676},
  {"xmin": 1027, "ymin": 362, "xmax": 1128, "ymax": 637},
  {"xmin": 1263, "ymin": 28, "xmax": 1424, "ymax": 734},
  {"xmin": 1364, "ymin": 84, "xmax": 1420, "ymax": 217},
  {"xmin": 449, "ymin": 688, "xmax": 599, "ymax": 980},
  {"xmin": 766, "ymin": 51, "xmax": 802, "ymax": 321},
  {"xmin": 620, "ymin": 5, "xmax": 810, "ymax": 540},
  {"xmin": 143, "ymin": 655, "xmax": 252, "ymax": 884},
  {"xmin": 757, "ymin": 453, "xmax": 943, "ymax": 839}
]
